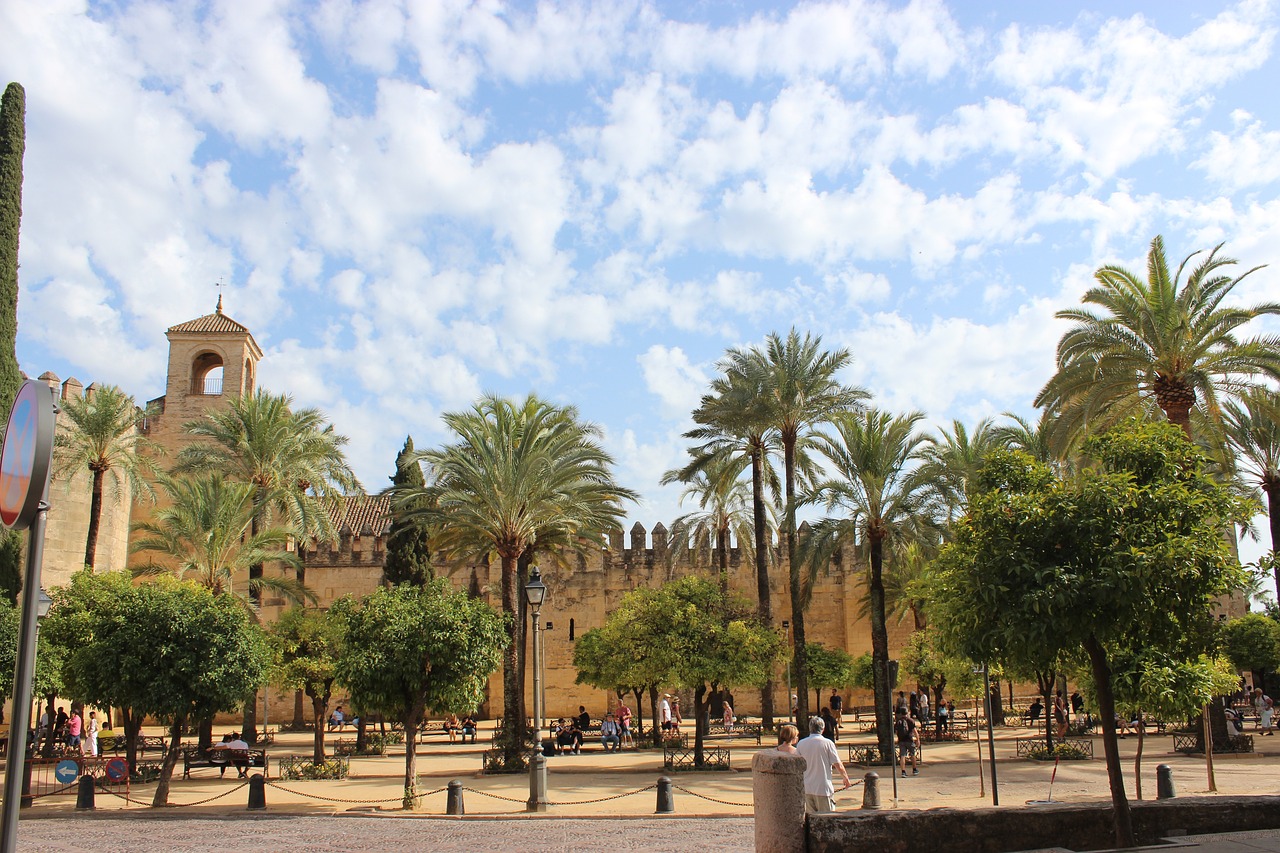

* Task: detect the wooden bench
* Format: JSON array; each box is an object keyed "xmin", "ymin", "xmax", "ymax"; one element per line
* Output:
[
  {"xmin": 706, "ymin": 722, "xmax": 763, "ymax": 745},
  {"xmin": 181, "ymin": 745, "xmax": 268, "ymax": 779}
]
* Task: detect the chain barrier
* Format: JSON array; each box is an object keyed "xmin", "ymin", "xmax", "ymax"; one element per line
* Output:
[
  {"xmin": 28, "ymin": 783, "xmax": 76, "ymax": 800},
  {"xmin": 670, "ymin": 784, "xmax": 753, "ymax": 808},
  {"xmin": 548, "ymin": 784, "xmax": 657, "ymax": 806},
  {"xmin": 97, "ymin": 780, "xmax": 251, "ymax": 808},
  {"xmin": 266, "ymin": 781, "xmax": 448, "ymax": 805}
]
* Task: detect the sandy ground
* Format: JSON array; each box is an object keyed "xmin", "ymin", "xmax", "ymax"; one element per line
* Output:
[{"xmin": 12, "ymin": 720, "xmax": 1280, "ymax": 818}]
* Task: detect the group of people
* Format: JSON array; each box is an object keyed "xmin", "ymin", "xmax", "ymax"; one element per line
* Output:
[
  {"xmin": 209, "ymin": 732, "xmax": 252, "ymax": 778},
  {"xmin": 442, "ymin": 713, "xmax": 479, "ymax": 743},
  {"xmin": 776, "ymin": 717, "xmax": 852, "ymax": 814},
  {"xmin": 37, "ymin": 705, "xmax": 101, "ymax": 757},
  {"xmin": 553, "ymin": 703, "xmax": 635, "ymax": 753}
]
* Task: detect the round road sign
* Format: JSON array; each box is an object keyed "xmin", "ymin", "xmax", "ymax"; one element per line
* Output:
[
  {"xmin": 0, "ymin": 380, "xmax": 56, "ymax": 531},
  {"xmin": 105, "ymin": 757, "xmax": 129, "ymax": 781},
  {"xmin": 54, "ymin": 759, "xmax": 79, "ymax": 784}
]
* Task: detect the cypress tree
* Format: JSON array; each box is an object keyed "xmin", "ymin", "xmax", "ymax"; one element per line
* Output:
[
  {"xmin": 0, "ymin": 83, "xmax": 26, "ymax": 601},
  {"xmin": 382, "ymin": 436, "xmax": 433, "ymax": 586},
  {"xmin": 0, "ymin": 82, "xmax": 25, "ymax": 415}
]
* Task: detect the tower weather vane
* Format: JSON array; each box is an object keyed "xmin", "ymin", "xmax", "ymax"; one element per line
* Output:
[{"xmin": 215, "ymin": 277, "xmax": 224, "ymax": 312}]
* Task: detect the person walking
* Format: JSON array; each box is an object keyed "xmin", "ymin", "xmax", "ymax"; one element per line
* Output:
[
  {"xmin": 829, "ymin": 690, "xmax": 843, "ymax": 724},
  {"xmin": 895, "ymin": 707, "xmax": 919, "ymax": 777},
  {"xmin": 795, "ymin": 716, "xmax": 851, "ymax": 813},
  {"xmin": 85, "ymin": 711, "xmax": 101, "ymax": 757},
  {"xmin": 722, "ymin": 698, "xmax": 735, "ymax": 733},
  {"xmin": 617, "ymin": 701, "xmax": 634, "ymax": 748}
]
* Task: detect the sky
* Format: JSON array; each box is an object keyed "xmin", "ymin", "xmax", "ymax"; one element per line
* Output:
[{"xmin": 4, "ymin": 0, "xmax": 1280, "ymax": 563}]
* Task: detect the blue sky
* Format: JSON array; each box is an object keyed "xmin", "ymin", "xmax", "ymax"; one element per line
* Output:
[{"xmin": 4, "ymin": 0, "xmax": 1279, "ymax": 561}]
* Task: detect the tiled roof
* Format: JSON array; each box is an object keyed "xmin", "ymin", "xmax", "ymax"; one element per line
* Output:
[
  {"xmin": 324, "ymin": 494, "xmax": 393, "ymax": 536},
  {"xmin": 167, "ymin": 310, "xmax": 252, "ymax": 335}
]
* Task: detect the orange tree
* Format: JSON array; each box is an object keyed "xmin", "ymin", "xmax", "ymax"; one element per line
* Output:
[{"xmin": 929, "ymin": 421, "xmax": 1250, "ymax": 848}]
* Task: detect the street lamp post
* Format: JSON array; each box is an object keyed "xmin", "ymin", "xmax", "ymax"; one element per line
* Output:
[
  {"xmin": 19, "ymin": 590, "xmax": 53, "ymax": 809},
  {"xmin": 524, "ymin": 568, "xmax": 548, "ymax": 813}
]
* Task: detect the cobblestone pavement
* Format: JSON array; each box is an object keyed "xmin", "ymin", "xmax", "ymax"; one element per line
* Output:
[{"xmin": 14, "ymin": 815, "xmax": 757, "ymax": 852}]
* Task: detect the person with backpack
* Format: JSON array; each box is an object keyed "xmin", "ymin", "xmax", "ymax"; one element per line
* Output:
[{"xmin": 895, "ymin": 707, "xmax": 919, "ymax": 777}]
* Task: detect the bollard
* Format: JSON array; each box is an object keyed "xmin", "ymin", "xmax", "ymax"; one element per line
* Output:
[
  {"xmin": 247, "ymin": 773, "xmax": 266, "ymax": 811},
  {"xmin": 655, "ymin": 776, "xmax": 675, "ymax": 814},
  {"xmin": 1156, "ymin": 764, "xmax": 1176, "ymax": 800},
  {"xmin": 75, "ymin": 774, "xmax": 95, "ymax": 810},
  {"xmin": 861, "ymin": 771, "xmax": 881, "ymax": 810},
  {"xmin": 446, "ymin": 779, "xmax": 465, "ymax": 815},
  {"xmin": 751, "ymin": 750, "xmax": 805, "ymax": 853}
]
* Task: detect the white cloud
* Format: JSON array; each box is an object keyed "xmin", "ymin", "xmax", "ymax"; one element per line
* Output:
[
  {"xmin": 637, "ymin": 345, "xmax": 709, "ymax": 419},
  {"xmin": 1195, "ymin": 110, "xmax": 1280, "ymax": 190}
]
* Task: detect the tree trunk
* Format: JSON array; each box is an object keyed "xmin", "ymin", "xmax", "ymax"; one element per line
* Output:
[
  {"xmin": 632, "ymin": 687, "xmax": 645, "ymax": 743},
  {"xmin": 293, "ymin": 690, "xmax": 305, "ymax": 729},
  {"xmin": 402, "ymin": 704, "xmax": 424, "ymax": 810},
  {"xmin": 1083, "ymin": 635, "xmax": 1135, "ymax": 849},
  {"xmin": 1266, "ymin": 483, "xmax": 1279, "ymax": 604},
  {"xmin": 784, "ymin": 437, "xmax": 809, "ymax": 729},
  {"xmin": 693, "ymin": 683, "xmax": 707, "ymax": 767},
  {"xmin": 649, "ymin": 685, "xmax": 661, "ymax": 748},
  {"xmin": 122, "ymin": 709, "xmax": 142, "ymax": 772},
  {"xmin": 500, "ymin": 550, "xmax": 521, "ymax": 761},
  {"xmin": 308, "ymin": 687, "xmax": 330, "ymax": 763},
  {"xmin": 751, "ymin": 442, "xmax": 775, "ymax": 730},
  {"xmin": 40, "ymin": 692, "xmax": 56, "ymax": 757},
  {"xmin": 355, "ymin": 716, "xmax": 368, "ymax": 753},
  {"xmin": 151, "ymin": 719, "xmax": 185, "ymax": 807},
  {"xmin": 242, "ymin": 689, "xmax": 258, "ymax": 745},
  {"xmin": 1134, "ymin": 710, "xmax": 1144, "ymax": 800},
  {"xmin": 717, "ymin": 525, "xmax": 729, "ymax": 597},
  {"xmin": 198, "ymin": 716, "xmax": 214, "ymax": 752},
  {"xmin": 1037, "ymin": 671, "xmax": 1055, "ymax": 751},
  {"xmin": 85, "ymin": 466, "xmax": 105, "ymax": 569},
  {"xmin": 516, "ymin": 552, "xmax": 531, "ymax": 741},
  {"xmin": 1203, "ymin": 704, "xmax": 1217, "ymax": 792},
  {"xmin": 868, "ymin": 534, "xmax": 893, "ymax": 762}
]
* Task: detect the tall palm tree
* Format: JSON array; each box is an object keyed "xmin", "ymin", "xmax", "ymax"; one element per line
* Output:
[
  {"xmin": 922, "ymin": 418, "xmax": 1000, "ymax": 523},
  {"xmin": 1222, "ymin": 388, "xmax": 1280, "ymax": 601},
  {"xmin": 993, "ymin": 411, "xmax": 1059, "ymax": 466},
  {"xmin": 749, "ymin": 328, "xmax": 868, "ymax": 727},
  {"xmin": 1036, "ymin": 235, "xmax": 1280, "ymax": 451},
  {"xmin": 410, "ymin": 394, "xmax": 636, "ymax": 759},
  {"xmin": 661, "ymin": 457, "xmax": 760, "ymax": 595},
  {"xmin": 801, "ymin": 409, "xmax": 940, "ymax": 761},
  {"xmin": 131, "ymin": 473, "xmax": 306, "ymax": 605},
  {"xmin": 677, "ymin": 363, "xmax": 782, "ymax": 726},
  {"xmin": 176, "ymin": 389, "xmax": 359, "ymax": 742},
  {"xmin": 52, "ymin": 385, "xmax": 156, "ymax": 569}
]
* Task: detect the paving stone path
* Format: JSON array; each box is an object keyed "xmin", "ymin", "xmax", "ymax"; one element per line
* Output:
[{"xmin": 15, "ymin": 814, "xmax": 757, "ymax": 852}]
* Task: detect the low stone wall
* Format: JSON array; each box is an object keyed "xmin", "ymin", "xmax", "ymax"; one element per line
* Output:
[{"xmin": 806, "ymin": 796, "xmax": 1280, "ymax": 853}]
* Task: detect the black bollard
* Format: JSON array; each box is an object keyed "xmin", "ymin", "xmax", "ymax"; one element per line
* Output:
[
  {"xmin": 1156, "ymin": 764, "xmax": 1175, "ymax": 800},
  {"xmin": 247, "ymin": 773, "xmax": 266, "ymax": 811},
  {"xmin": 861, "ymin": 771, "xmax": 880, "ymax": 810},
  {"xmin": 655, "ymin": 776, "xmax": 674, "ymax": 814},
  {"xmin": 75, "ymin": 774, "xmax": 95, "ymax": 810},
  {"xmin": 446, "ymin": 779, "xmax": 465, "ymax": 815}
]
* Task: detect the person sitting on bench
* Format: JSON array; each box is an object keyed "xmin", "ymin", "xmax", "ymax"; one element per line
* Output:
[
  {"xmin": 460, "ymin": 714, "xmax": 478, "ymax": 743},
  {"xmin": 328, "ymin": 706, "xmax": 345, "ymax": 732},
  {"xmin": 601, "ymin": 713, "xmax": 621, "ymax": 752}
]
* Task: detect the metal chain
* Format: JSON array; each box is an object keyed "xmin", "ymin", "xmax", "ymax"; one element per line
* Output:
[
  {"xmin": 266, "ymin": 781, "xmax": 448, "ymax": 805},
  {"xmin": 459, "ymin": 787, "xmax": 529, "ymax": 804},
  {"xmin": 670, "ymin": 784, "xmax": 752, "ymax": 807},
  {"xmin": 96, "ymin": 781, "xmax": 250, "ymax": 807},
  {"xmin": 28, "ymin": 783, "xmax": 76, "ymax": 800},
  {"xmin": 98, "ymin": 787, "xmax": 154, "ymax": 806},
  {"xmin": 548, "ymin": 784, "xmax": 656, "ymax": 806}
]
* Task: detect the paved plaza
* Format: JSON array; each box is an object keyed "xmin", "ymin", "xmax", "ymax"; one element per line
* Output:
[{"xmin": 9, "ymin": 721, "xmax": 1280, "ymax": 851}]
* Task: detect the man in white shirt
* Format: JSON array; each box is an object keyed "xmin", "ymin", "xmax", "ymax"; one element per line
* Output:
[
  {"xmin": 660, "ymin": 694, "xmax": 673, "ymax": 731},
  {"xmin": 795, "ymin": 716, "xmax": 850, "ymax": 813}
]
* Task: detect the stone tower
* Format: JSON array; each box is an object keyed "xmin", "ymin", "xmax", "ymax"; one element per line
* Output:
[{"xmin": 140, "ymin": 296, "xmax": 263, "ymax": 462}]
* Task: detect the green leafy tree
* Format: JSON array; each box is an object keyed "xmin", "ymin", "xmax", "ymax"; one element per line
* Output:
[
  {"xmin": 0, "ymin": 82, "xmax": 25, "ymax": 415},
  {"xmin": 335, "ymin": 581, "xmax": 506, "ymax": 808},
  {"xmin": 409, "ymin": 394, "xmax": 635, "ymax": 760},
  {"xmin": 607, "ymin": 576, "xmax": 784, "ymax": 766},
  {"xmin": 802, "ymin": 409, "xmax": 941, "ymax": 761},
  {"xmin": 1036, "ymin": 235, "xmax": 1280, "ymax": 450},
  {"xmin": 52, "ymin": 386, "xmax": 157, "ymax": 569},
  {"xmin": 929, "ymin": 422, "xmax": 1251, "ymax": 848},
  {"xmin": 747, "ymin": 329, "xmax": 868, "ymax": 727},
  {"xmin": 177, "ymin": 389, "xmax": 359, "ymax": 741},
  {"xmin": 0, "ymin": 598, "xmax": 64, "ymax": 755},
  {"xmin": 901, "ymin": 626, "xmax": 983, "ymax": 713},
  {"xmin": 803, "ymin": 642, "xmax": 855, "ymax": 711},
  {"xmin": 270, "ymin": 606, "xmax": 347, "ymax": 762},
  {"xmin": 0, "ymin": 83, "xmax": 23, "ymax": 603},
  {"xmin": 383, "ymin": 436, "xmax": 433, "ymax": 586},
  {"xmin": 60, "ymin": 577, "xmax": 270, "ymax": 805},
  {"xmin": 678, "ymin": 363, "xmax": 782, "ymax": 726},
  {"xmin": 1219, "ymin": 612, "xmax": 1280, "ymax": 676},
  {"xmin": 573, "ymin": 624, "xmax": 652, "ymax": 737}
]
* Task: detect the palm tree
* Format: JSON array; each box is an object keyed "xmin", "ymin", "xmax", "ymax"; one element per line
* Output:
[
  {"xmin": 52, "ymin": 385, "xmax": 157, "ymax": 569},
  {"xmin": 131, "ymin": 473, "xmax": 306, "ymax": 605},
  {"xmin": 1036, "ymin": 235, "xmax": 1280, "ymax": 450},
  {"xmin": 176, "ymin": 389, "xmax": 360, "ymax": 742},
  {"xmin": 802, "ymin": 409, "xmax": 941, "ymax": 761},
  {"xmin": 661, "ymin": 457, "xmax": 760, "ymax": 595},
  {"xmin": 921, "ymin": 418, "xmax": 1000, "ymax": 522},
  {"xmin": 411, "ymin": 394, "xmax": 636, "ymax": 760},
  {"xmin": 677, "ymin": 363, "xmax": 782, "ymax": 726},
  {"xmin": 749, "ymin": 328, "xmax": 868, "ymax": 727},
  {"xmin": 1222, "ymin": 388, "xmax": 1280, "ymax": 601},
  {"xmin": 993, "ymin": 411, "xmax": 1059, "ymax": 466}
]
